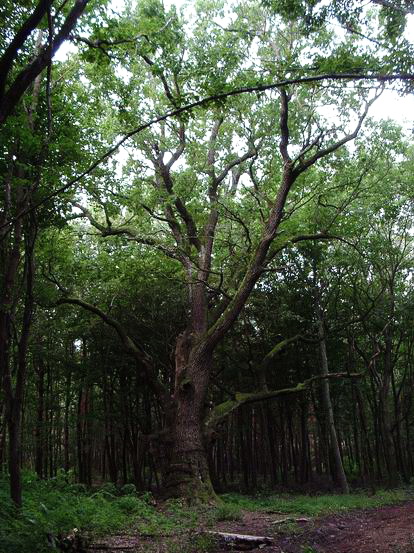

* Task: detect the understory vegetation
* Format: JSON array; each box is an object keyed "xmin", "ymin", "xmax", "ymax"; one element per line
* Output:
[
  {"xmin": 220, "ymin": 489, "xmax": 408, "ymax": 516},
  {"xmin": 0, "ymin": 470, "xmax": 206, "ymax": 552},
  {"xmin": 0, "ymin": 471, "xmax": 409, "ymax": 553}
]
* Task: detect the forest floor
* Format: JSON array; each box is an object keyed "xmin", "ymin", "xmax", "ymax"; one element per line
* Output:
[
  {"xmin": 213, "ymin": 500, "xmax": 414, "ymax": 553},
  {"xmin": 88, "ymin": 494, "xmax": 414, "ymax": 553},
  {"xmin": 2, "ymin": 474, "xmax": 412, "ymax": 553}
]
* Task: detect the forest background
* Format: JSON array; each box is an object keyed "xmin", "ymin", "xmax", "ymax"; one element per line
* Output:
[{"xmin": 1, "ymin": 0, "xmax": 414, "ymax": 550}]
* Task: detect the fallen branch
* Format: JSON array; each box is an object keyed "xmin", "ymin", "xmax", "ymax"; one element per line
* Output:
[
  {"xmin": 272, "ymin": 516, "xmax": 311, "ymax": 524},
  {"xmin": 206, "ymin": 531, "xmax": 274, "ymax": 550},
  {"xmin": 87, "ymin": 546, "xmax": 136, "ymax": 551}
]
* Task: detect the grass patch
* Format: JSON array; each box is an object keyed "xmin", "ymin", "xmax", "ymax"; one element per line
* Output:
[
  {"xmin": 221, "ymin": 489, "xmax": 407, "ymax": 517},
  {"xmin": 211, "ymin": 502, "xmax": 243, "ymax": 522},
  {"xmin": 272, "ymin": 520, "xmax": 304, "ymax": 536}
]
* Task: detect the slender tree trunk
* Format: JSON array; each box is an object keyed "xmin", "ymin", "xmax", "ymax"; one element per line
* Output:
[
  {"xmin": 379, "ymin": 326, "xmax": 398, "ymax": 482},
  {"xmin": 2, "ymin": 210, "xmax": 35, "ymax": 505},
  {"xmin": 0, "ymin": 404, "xmax": 5, "ymax": 471},
  {"xmin": 64, "ymin": 371, "xmax": 71, "ymax": 473},
  {"xmin": 7, "ymin": 414, "xmax": 23, "ymax": 505},
  {"xmin": 391, "ymin": 369, "xmax": 406, "ymax": 481},
  {"xmin": 0, "ymin": 218, "xmax": 22, "ymax": 503},
  {"xmin": 35, "ymin": 358, "xmax": 45, "ymax": 478},
  {"xmin": 317, "ymin": 313, "xmax": 349, "ymax": 494},
  {"xmin": 300, "ymin": 400, "xmax": 310, "ymax": 484},
  {"xmin": 77, "ymin": 385, "xmax": 91, "ymax": 485}
]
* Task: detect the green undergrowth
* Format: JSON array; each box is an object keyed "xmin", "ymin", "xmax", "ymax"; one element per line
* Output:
[
  {"xmin": 0, "ymin": 471, "xmax": 411, "ymax": 553},
  {"xmin": 211, "ymin": 502, "xmax": 243, "ymax": 521},
  {"xmin": 221, "ymin": 488, "xmax": 408, "ymax": 516},
  {"xmin": 0, "ymin": 472, "xmax": 202, "ymax": 553}
]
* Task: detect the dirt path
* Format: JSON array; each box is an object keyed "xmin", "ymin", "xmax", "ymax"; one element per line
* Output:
[
  {"xmin": 215, "ymin": 501, "xmax": 414, "ymax": 553},
  {"xmin": 87, "ymin": 501, "xmax": 414, "ymax": 553}
]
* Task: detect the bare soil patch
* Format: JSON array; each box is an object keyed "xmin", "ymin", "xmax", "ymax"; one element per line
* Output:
[{"xmin": 214, "ymin": 501, "xmax": 414, "ymax": 553}]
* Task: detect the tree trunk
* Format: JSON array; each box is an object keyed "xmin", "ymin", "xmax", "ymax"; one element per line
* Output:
[
  {"xmin": 8, "ymin": 415, "xmax": 22, "ymax": 506},
  {"xmin": 0, "ymin": 404, "xmax": 5, "ymax": 471},
  {"xmin": 318, "ymin": 314, "xmax": 349, "ymax": 494},
  {"xmin": 35, "ymin": 358, "xmax": 45, "ymax": 478},
  {"xmin": 64, "ymin": 371, "xmax": 71, "ymax": 473},
  {"xmin": 164, "ymin": 334, "xmax": 216, "ymax": 502},
  {"xmin": 379, "ymin": 326, "xmax": 399, "ymax": 482}
]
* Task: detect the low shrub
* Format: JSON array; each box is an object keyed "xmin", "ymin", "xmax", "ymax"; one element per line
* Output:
[
  {"xmin": 120, "ymin": 483, "xmax": 137, "ymax": 496},
  {"xmin": 98, "ymin": 482, "xmax": 118, "ymax": 496}
]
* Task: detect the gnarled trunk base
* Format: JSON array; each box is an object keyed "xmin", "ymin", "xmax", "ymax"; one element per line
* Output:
[
  {"xmin": 163, "ymin": 339, "xmax": 217, "ymax": 503},
  {"xmin": 164, "ymin": 445, "xmax": 217, "ymax": 503}
]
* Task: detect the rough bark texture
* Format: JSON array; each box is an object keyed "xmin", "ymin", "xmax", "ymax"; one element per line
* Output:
[{"xmin": 164, "ymin": 335, "xmax": 216, "ymax": 501}]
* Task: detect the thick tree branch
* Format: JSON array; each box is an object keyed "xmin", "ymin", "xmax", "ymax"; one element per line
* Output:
[
  {"xmin": 156, "ymin": 161, "xmax": 201, "ymax": 252},
  {"xmin": 205, "ymin": 92, "xmax": 297, "ymax": 350},
  {"xmin": 0, "ymin": 0, "xmax": 90, "ymax": 126},
  {"xmin": 279, "ymin": 88, "xmax": 291, "ymax": 163},
  {"xmin": 166, "ymin": 124, "xmax": 186, "ymax": 169},
  {"xmin": 72, "ymin": 202, "xmax": 182, "ymax": 260},
  {"xmin": 215, "ymin": 145, "xmax": 258, "ymax": 187},
  {"xmin": 0, "ymin": 0, "xmax": 54, "ymax": 103},
  {"xmin": 206, "ymin": 117, "xmax": 224, "ymax": 180},
  {"xmin": 262, "ymin": 334, "xmax": 302, "ymax": 365},
  {"xmin": 151, "ymin": 129, "xmax": 201, "ymax": 252},
  {"xmin": 205, "ymin": 371, "xmax": 364, "ymax": 432},
  {"xmin": 139, "ymin": 53, "xmax": 178, "ymax": 107}
]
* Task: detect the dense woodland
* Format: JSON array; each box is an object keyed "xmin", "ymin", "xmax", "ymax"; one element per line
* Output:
[{"xmin": 1, "ymin": 0, "xmax": 414, "ymax": 515}]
